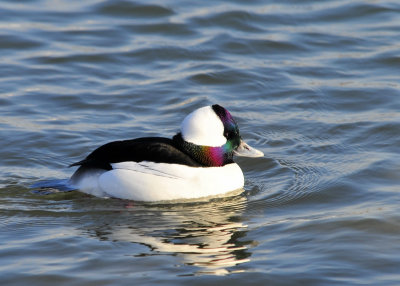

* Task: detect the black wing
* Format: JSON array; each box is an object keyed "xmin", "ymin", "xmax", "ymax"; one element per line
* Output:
[{"xmin": 70, "ymin": 137, "xmax": 202, "ymax": 170}]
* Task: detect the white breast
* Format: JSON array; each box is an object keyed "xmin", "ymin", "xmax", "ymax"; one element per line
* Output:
[{"xmin": 89, "ymin": 161, "xmax": 245, "ymax": 201}]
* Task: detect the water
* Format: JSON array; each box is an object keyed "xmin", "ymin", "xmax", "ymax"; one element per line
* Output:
[{"xmin": 1, "ymin": 0, "xmax": 400, "ymax": 285}]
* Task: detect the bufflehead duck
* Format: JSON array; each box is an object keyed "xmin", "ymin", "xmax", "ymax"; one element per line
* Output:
[{"xmin": 69, "ymin": 104, "xmax": 263, "ymax": 201}]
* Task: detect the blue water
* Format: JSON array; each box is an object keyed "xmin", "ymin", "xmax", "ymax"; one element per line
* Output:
[{"xmin": 1, "ymin": 0, "xmax": 400, "ymax": 285}]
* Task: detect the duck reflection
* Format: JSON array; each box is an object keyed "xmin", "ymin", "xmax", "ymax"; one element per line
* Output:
[{"xmin": 88, "ymin": 193, "xmax": 252, "ymax": 275}]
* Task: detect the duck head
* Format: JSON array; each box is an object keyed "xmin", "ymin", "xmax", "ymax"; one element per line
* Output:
[{"xmin": 173, "ymin": 104, "xmax": 263, "ymax": 167}]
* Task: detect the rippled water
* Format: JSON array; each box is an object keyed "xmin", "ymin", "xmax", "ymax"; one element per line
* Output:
[{"xmin": 1, "ymin": 0, "xmax": 400, "ymax": 285}]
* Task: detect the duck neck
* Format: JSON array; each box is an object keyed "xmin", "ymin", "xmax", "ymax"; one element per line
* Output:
[{"xmin": 172, "ymin": 133, "xmax": 234, "ymax": 167}]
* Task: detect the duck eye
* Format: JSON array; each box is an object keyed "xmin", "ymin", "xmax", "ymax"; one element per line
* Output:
[{"xmin": 224, "ymin": 131, "xmax": 236, "ymax": 140}]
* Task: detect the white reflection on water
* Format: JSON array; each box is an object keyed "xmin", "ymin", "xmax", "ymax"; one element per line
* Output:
[{"xmin": 87, "ymin": 195, "xmax": 252, "ymax": 275}]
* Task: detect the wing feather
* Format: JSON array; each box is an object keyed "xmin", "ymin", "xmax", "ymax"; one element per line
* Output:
[{"xmin": 70, "ymin": 137, "xmax": 202, "ymax": 169}]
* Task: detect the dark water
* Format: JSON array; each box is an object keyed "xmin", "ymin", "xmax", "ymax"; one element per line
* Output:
[{"xmin": 1, "ymin": 0, "xmax": 400, "ymax": 285}]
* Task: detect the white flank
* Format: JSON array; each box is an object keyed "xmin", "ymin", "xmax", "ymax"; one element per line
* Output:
[{"xmin": 86, "ymin": 161, "xmax": 245, "ymax": 201}]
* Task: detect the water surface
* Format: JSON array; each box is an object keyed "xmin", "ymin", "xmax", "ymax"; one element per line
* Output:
[{"xmin": 1, "ymin": 0, "xmax": 400, "ymax": 285}]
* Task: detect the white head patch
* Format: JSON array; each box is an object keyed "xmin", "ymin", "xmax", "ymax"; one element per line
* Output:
[{"xmin": 180, "ymin": 106, "xmax": 227, "ymax": 147}]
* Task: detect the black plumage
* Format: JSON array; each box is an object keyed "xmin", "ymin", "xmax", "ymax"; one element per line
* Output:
[{"xmin": 70, "ymin": 137, "xmax": 203, "ymax": 171}]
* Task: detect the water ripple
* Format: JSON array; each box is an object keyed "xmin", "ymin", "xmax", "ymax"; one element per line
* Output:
[
  {"xmin": 1, "ymin": 0, "xmax": 400, "ymax": 283},
  {"xmin": 94, "ymin": 0, "xmax": 175, "ymax": 18}
]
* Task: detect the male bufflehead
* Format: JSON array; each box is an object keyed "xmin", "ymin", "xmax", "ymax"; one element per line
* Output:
[{"xmin": 69, "ymin": 104, "xmax": 263, "ymax": 201}]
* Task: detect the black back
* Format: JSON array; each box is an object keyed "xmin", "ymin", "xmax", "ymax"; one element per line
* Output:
[{"xmin": 70, "ymin": 137, "xmax": 203, "ymax": 170}]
